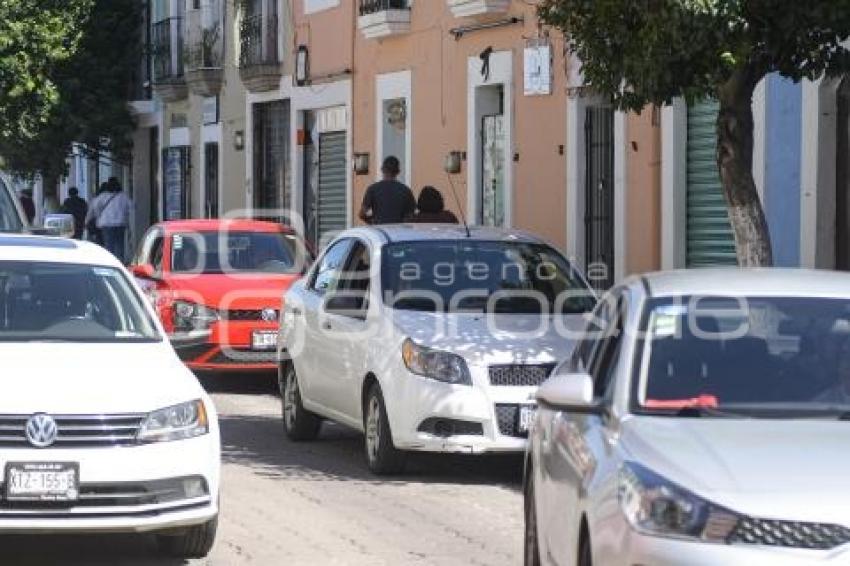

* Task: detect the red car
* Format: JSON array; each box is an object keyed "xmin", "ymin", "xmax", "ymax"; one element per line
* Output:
[{"xmin": 131, "ymin": 219, "xmax": 310, "ymax": 373}]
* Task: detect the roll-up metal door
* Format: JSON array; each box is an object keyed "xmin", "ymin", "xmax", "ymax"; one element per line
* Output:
[
  {"xmin": 687, "ymin": 100, "xmax": 737, "ymax": 267},
  {"xmin": 317, "ymin": 131, "xmax": 347, "ymax": 245}
]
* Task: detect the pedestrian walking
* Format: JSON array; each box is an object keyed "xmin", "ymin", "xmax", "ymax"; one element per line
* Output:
[
  {"xmin": 61, "ymin": 187, "xmax": 88, "ymax": 239},
  {"xmin": 85, "ymin": 183, "xmax": 109, "ymax": 244},
  {"xmin": 405, "ymin": 186, "xmax": 460, "ymax": 224},
  {"xmin": 86, "ymin": 177, "xmax": 132, "ymax": 263},
  {"xmin": 358, "ymin": 156, "xmax": 415, "ymax": 225},
  {"xmin": 19, "ymin": 189, "xmax": 35, "ymax": 225}
]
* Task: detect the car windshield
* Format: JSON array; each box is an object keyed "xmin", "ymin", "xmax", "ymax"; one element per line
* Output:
[
  {"xmin": 635, "ymin": 296, "xmax": 850, "ymax": 417},
  {"xmin": 0, "ymin": 183, "xmax": 24, "ymax": 233},
  {"xmin": 171, "ymin": 231, "xmax": 299, "ymax": 274},
  {"xmin": 0, "ymin": 261, "xmax": 160, "ymax": 343},
  {"xmin": 381, "ymin": 240, "xmax": 595, "ymax": 314}
]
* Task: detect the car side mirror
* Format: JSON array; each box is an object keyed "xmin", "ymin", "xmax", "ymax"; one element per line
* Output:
[
  {"xmin": 42, "ymin": 213, "xmax": 75, "ymax": 238},
  {"xmin": 324, "ymin": 293, "xmax": 366, "ymax": 319},
  {"xmin": 537, "ymin": 369, "xmax": 603, "ymax": 413},
  {"xmin": 131, "ymin": 264, "xmax": 159, "ymax": 281}
]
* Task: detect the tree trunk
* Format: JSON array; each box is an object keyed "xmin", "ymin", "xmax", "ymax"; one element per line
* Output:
[{"xmin": 716, "ymin": 68, "xmax": 774, "ymax": 267}]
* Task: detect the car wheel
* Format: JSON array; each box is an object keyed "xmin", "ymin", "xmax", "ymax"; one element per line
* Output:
[
  {"xmin": 157, "ymin": 516, "xmax": 218, "ymax": 559},
  {"xmin": 364, "ymin": 383, "xmax": 407, "ymax": 475},
  {"xmin": 280, "ymin": 362, "xmax": 321, "ymax": 441},
  {"xmin": 524, "ymin": 473, "xmax": 542, "ymax": 566},
  {"xmin": 578, "ymin": 530, "xmax": 593, "ymax": 566}
]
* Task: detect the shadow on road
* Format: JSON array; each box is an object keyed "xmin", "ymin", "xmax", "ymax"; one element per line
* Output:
[
  {"xmin": 0, "ymin": 534, "xmax": 186, "ymax": 566},
  {"xmin": 220, "ymin": 414, "xmax": 524, "ymax": 490},
  {"xmin": 196, "ymin": 371, "xmax": 277, "ymax": 396}
]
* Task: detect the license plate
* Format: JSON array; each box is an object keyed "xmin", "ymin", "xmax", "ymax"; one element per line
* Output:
[
  {"xmin": 518, "ymin": 406, "xmax": 537, "ymax": 433},
  {"xmin": 6, "ymin": 463, "xmax": 79, "ymax": 502},
  {"xmin": 252, "ymin": 330, "xmax": 278, "ymax": 351}
]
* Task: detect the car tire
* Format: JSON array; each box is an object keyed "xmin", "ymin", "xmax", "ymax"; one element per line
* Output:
[
  {"xmin": 364, "ymin": 383, "xmax": 407, "ymax": 475},
  {"xmin": 157, "ymin": 516, "xmax": 218, "ymax": 559},
  {"xmin": 280, "ymin": 362, "xmax": 321, "ymax": 441},
  {"xmin": 524, "ymin": 473, "xmax": 542, "ymax": 566}
]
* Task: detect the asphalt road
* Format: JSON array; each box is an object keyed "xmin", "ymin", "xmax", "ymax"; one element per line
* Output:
[{"xmin": 0, "ymin": 374, "xmax": 524, "ymax": 566}]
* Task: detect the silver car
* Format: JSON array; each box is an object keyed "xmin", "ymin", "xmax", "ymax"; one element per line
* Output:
[{"xmin": 525, "ymin": 269, "xmax": 850, "ymax": 566}]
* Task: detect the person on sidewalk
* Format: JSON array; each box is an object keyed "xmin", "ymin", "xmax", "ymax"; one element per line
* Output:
[
  {"xmin": 86, "ymin": 177, "xmax": 132, "ymax": 263},
  {"xmin": 405, "ymin": 186, "xmax": 460, "ymax": 224},
  {"xmin": 358, "ymin": 156, "xmax": 415, "ymax": 225},
  {"xmin": 61, "ymin": 187, "xmax": 88, "ymax": 239}
]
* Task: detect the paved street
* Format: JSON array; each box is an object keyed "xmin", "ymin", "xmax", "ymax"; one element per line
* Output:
[{"xmin": 0, "ymin": 375, "xmax": 524, "ymax": 566}]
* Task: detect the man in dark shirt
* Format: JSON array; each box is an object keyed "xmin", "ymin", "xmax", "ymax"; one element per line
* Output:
[
  {"xmin": 19, "ymin": 189, "xmax": 35, "ymax": 225},
  {"xmin": 61, "ymin": 187, "xmax": 88, "ymax": 239},
  {"xmin": 359, "ymin": 156, "xmax": 415, "ymax": 225}
]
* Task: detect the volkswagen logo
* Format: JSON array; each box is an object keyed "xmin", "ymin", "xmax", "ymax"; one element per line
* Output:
[
  {"xmin": 25, "ymin": 414, "xmax": 58, "ymax": 448},
  {"xmin": 261, "ymin": 308, "xmax": 278, "ymax": 323}
]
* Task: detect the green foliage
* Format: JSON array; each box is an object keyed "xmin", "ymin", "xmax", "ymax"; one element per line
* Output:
[
  {"xmin": 539, "ymin": 0, "xmax": 850, "ymax": 111},
  {"xmin": 0, "ymin": 0, "xmax": 92, "ymax": 142},
  {"xmin": 0, "ymin": 0, "xmax": 143, "ymax": 180}
]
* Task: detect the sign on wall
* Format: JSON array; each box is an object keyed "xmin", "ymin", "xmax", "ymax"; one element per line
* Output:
[{"xmin": 524, "ymin": 40, "xmax": 553, "ymax": 96}]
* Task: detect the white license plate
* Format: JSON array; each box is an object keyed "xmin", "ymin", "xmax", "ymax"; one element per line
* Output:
[
  {"xmin": 518, "ymin": 406, "xmax": 537, "ymax": 433},
  {"xmin": 252, "ymin": 330, "xmax": 278, "ymax": 351},
  {"xmin": 6, "ymin": 463, "xmax": 79, "ymax": 502}
]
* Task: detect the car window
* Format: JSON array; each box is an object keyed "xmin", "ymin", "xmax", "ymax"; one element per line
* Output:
[
  {"xmin": 573, "ymin": 291, "xmax": 619, "ymax": 370},
  {"xmin": 588, "ymin": 295, "xmax": 627, "ymax": 399},
  {"xmin": 150, "ymin": 235, "xmax": 165, "ymax": 271},
  {"xmin": 171, "ymin": 231, "xmax": 300, "ymax": 274},
  {"xmin": 310, "ymin": 239, "xmax": 353, "ymax": 296}
]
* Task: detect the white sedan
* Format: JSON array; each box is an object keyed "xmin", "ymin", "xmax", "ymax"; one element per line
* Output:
[
  {"xmin": 0, "ymin": 234, "xmax": 219, "ymax": 558},
  {"xmin": 279, "ymin": 225, "xmax": 595, "ymax": 474},
  {"xmin": 526, "ymin": 269, "xmax": 850, "ymax": 566}
]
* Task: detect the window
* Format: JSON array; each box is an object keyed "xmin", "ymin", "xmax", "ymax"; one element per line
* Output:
[
  {"xmin": 170, "ymin": 231, "xmax": 299, "ymax": 274},
  {"xmin": 310, "ymin": 239, "xmax": 353, "ymax": 295},
  {"xmin": 335, "ymin": 241, "xmax": 372, "ymax": 315}
]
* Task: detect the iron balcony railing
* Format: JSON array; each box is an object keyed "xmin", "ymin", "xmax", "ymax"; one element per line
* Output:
[
  {"xmin": 359, "ymin": 0, "xmax": 410, "ymax": 16},
  {"xmin": 185, "ymin": 3, "xmax": 223, "ymax": 70},
  {"xmin": 151, "ymin": 17, "xmax": 184, "ymax": 82},
  {"xmin": 239, "ymin": 12, "xmax": 279, "ymax": 68}
]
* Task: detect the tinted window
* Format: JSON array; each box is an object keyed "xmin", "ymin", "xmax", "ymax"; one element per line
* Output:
[
  {"xmin": 171, "ymin": 231, "xmax": 299, "ymax": 274},
  {"xmin": 0, "ymin": 261, "xmax": 160, "ymax": 342},
  {"xmin": 0, "ymin": 182, "xmax": 24, "ymax": 233},
  {"xmin": 635, "ymin": 296, "xmax": 850, "ymax": 416},
  {"xmin": 381, "ymin": 240, "xmax": 595, "ymax": 314}
]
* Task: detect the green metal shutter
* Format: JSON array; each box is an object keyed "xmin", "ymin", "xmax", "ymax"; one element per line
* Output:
[
  {"xmin": 686, "ymin": 100, "xmax": 737, "ymax": 267},
  {"xmin": 317, "ymin": 131, "xmax": 347, "ymax": 244}
]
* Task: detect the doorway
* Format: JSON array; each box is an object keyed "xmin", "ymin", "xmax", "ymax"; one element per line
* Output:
[
  {"xmin": 584, "ymin": 106, "xmax": 615, "ymax": 289},
  {"xmin": 252, "ymin": 99, "xmax": 290, "ymax": 222},
  {"xmin": 477, "ymin": 84, "xmax": 506, "ymax": 227},
  {"xmin": 204, "ymin": 142, "xmax": 219, "ymax": 219},
  {"xmin": 836, "ymin": 78, "xmax": 850, "ymax": 270}
]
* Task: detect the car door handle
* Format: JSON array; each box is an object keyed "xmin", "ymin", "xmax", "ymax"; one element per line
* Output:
[{"xmin": 322, "ymin": 321, "xmax": 332, "ymax": 330}]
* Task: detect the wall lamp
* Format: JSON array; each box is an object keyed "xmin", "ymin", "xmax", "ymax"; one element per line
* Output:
[
  {"xmin": 233, "ymin": 130, "xmax": 245, "ymax": 151},
  {"xmin": 353, "ymin": 153, "xmax": 370, "ymax": 175}
]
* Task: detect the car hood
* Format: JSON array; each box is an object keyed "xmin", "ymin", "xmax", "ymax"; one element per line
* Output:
[
  {"xmin": 167, "ymin": 273, "xmax": 299, "ymax": 310},
  {"xmin": 390, "ymin": 309, "xmax": 584, "ymax": 365},
  {"xmin": 621, "ymin": 416, "xmax": 850, "ymax": 523},
  {"xmin": 0, "ymin": 342, "xmax": 205, "ymax": 414}
]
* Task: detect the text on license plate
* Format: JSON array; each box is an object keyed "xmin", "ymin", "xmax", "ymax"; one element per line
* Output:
[
  {"xmin": 6, "ymin": 463, "xmax": 79, "ymax": 501},
  {"xmin": 252, "ymin": 330, "xmax": 278, "ymax": 350},
  {"xmin": 518, "ymin": 405, "xmax": 537, "ymax": 433}
]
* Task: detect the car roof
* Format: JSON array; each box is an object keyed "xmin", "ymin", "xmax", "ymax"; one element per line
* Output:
[
  {"xmin": 0, "ymin": 234, "xmax": 123, "ymax": 267},
  {"xmin": 339, "ymin": 224, "xmax": 548, "ymax": 245},
  {"xmin": 642, "ymin": 268, "xmax": 850, "ymax": 299},
  {"xmin": 157, "ymin": 219, "xmax": 293, "ymax": 234}
]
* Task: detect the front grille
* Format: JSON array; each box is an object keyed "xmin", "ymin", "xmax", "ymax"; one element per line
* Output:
[
  {"xmin": 0, "ymin": 415, "xmax": 144, "ymax": 448},
  {"xmin": 206, "ymin": 348, "xmax": 277, "ymax": 365},
  {"xmin": 221, "ymin": 309, "xmax": 275, "ymax": 321},
  {"xmin": 729, "ymin": 517, "xmax": 850, "ymax": 550},
  {"xmin": 495, "ymin": 404, "xmax": 527, "ymax": 438},
  {"xmin": 489, "ymin": 364, "xmax": 555, "ymax": 387},
  {"xmin": 417, "ymin": 418, "xmax": 484, "ymax": 438}
]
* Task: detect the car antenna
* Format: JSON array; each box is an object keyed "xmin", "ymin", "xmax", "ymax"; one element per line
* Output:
[{"xmin": 446, "ymin": 172, "xmax": 472, "ymax": 239}]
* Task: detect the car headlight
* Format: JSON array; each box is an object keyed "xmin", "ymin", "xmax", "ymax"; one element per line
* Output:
[
  {"xmin": 138, "ymin": 400, "xmax": 209, "ymax": 443},
  {"xmin": 619, "ymin": 462, "xmax": 739, "ymax": 542},
  {"xmin": 172, "ymin": 300, "xmax": 219, "ymax": 332},
  {"xmin": 402, "ymin": 338, "xmax": 471, "ymax": 385}
]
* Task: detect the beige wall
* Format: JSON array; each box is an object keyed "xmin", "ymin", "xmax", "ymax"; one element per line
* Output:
[
  {"xmin": 352, "ymin": 2, "xmax": 569, "ymax": 249},
  {"xmin": 292, "ymin": 0, "xmax": 355, "ymax": 81},
  {"xmin": 626, "ymin": 111, "xmax": 661, "ymax": 275}
]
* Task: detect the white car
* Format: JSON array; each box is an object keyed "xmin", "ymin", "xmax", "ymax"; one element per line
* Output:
[
  {"xmin": 0, "ymin": 234, "xmax": 220, "ymax": 558},
  {"xmin": 526, "ymin": 269, "xmax": 850, "ymax": 566},
  {"xmin": 278, "ymin": 225, "xmax": 595, "ymax": 474}
]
